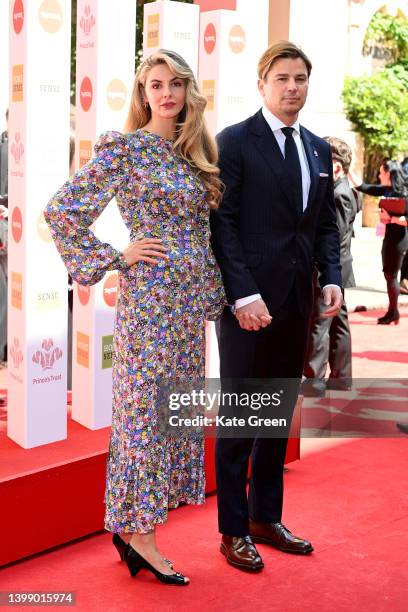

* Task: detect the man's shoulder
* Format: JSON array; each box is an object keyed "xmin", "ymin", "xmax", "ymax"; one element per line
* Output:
[{"xmin": 217, "ymin": 112, "xmax": 259, "ymax": 144}]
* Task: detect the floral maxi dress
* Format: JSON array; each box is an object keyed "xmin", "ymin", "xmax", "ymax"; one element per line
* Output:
[{"xmin": 44, "ymin": 130, "xmax": 225, "ymax": 534}]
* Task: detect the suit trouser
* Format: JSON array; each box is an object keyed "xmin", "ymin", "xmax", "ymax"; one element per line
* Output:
[
  {"xmin": 303, "ymin": 287, "xmax": 351, "ymax": 381},
  {"xmin": 215, "ymin": 290, "xmax": 309, "ymax": 536}
]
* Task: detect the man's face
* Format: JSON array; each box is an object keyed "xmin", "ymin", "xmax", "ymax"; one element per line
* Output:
[{"xmin": 258, "ymin": 57, "xmax": 309, "ymax": 123}]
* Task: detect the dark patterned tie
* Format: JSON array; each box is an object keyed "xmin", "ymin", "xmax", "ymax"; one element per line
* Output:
[{"xmin": 281, "ymin": 126, "xmax": 303, "ymax": 216}]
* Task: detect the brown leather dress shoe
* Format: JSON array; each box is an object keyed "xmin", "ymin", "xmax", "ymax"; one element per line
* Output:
[
  {"xmin": 220, "ymin": 535, "xmax": 264, "ymax": 571},
  {"xmin": 249, "ymin": 521, "xmax": 314, "ymax": 554}
]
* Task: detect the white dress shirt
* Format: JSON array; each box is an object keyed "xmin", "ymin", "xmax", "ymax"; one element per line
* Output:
[{"xmin": 234, "ymin": 107, "xmax": 337, "ymax": 312}]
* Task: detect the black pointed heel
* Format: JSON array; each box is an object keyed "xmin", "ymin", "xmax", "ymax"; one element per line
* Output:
[
  {"xmin": 125, "ymin": 544, "xmax": 189, "ymax": 586},
  {"xmin": 112, "ymin": 533, "xmax": 127, "ymax": 561},
  {"xmin": 112, "ymin": 533, "xmax": 173, "ymax": 567}
]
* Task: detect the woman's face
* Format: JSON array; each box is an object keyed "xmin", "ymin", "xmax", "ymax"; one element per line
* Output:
[
  {"xmin": 379, "ymin": 165, "xmax": 391, "ymax": 186},
  {"xmin": 143, "ymin": 63, "xmax": 186, "ymax": 121}
]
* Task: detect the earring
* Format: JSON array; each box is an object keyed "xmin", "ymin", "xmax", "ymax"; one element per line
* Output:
[{"xmin": 144, "ymin": 100, "xmax": 149, "ymax": 109}]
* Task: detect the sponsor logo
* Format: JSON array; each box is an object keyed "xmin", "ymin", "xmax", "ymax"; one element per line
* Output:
[
  {"xmin": 10, "ymin": 132, "xmax": 24, "ymax": 165},
  {"xmin": 36, "ymin": 290, "xmax": 61, "ymax": 311},
  {"xmin": 79, "ymin": 140, "xmax": 92, "ymax": 168},
  {"xmin": 13, "ymin": 0, "xmax": 24, "ymax": 34},
  {"xmin": 173, "ymin": 30, "xmax": 192, "ymax": 41},
  {"xmin": 39, "ymin": 81, "xmax": 61, "ymax": 95},
  {"xmin": 80, "ymin": 76, "xmax": 93, "ymax": 112},
  {"xmin": 103, "ymin": 273, "xmax": 118, "ymax": 308},
  {"xmin": 10, "ymin": 337, "xmax": 23, "ymax": 370},
  {"xmin": 77, "ymin": 283, "xmax": 91, "ymax": 306},
  {"xmin": 39, "ymin": 0, "xmax": 63, "ymax": 34},
  {"xmin": 79, "ymin": 4, "xmax": 95, "ymax": 36},
  {"xmin": 147, "ymin": 13, "xmax": 159, "ymax": 48},
  {"xmin": 203, "ymin": 22, "xmax": 216, "ymax": 54},
  {"xmin": 37, "ymin": 212, "xmax": 53, "ymax": 243},
  {"xmin": 107, "ymin": 79, "xmax": 127, "ymax": 112},
  {"xmin": 226, "ymin": 94, "xmax": 244, "ymax": 105},
  {"xmin": 102, "ymin": 334, "xmax": 114, "ymax": 369},
  {"xmin": 12, "ymin": 65, "xmax": 23, "ymax": 102},
  {"xmin": 11, "ymin": 207, "xmax": 23, "ymax": 243},
  {"xmin": 32, "ymin": 338, "xmax": 63, "ymax": 371},
  {"xmin": 202, "ymin": 80, "xmax": 215, "ymax": 111},
  {"xmin": 229, "ymin": 24, "xmax": 245, "ymax": 53},
  {"xmin": 11, "ymin": 272, "xmax": 23, "ymax": 310},
  {"xmin": 77, "ymin": 331, "xmax": 89, "ymax": 368}
]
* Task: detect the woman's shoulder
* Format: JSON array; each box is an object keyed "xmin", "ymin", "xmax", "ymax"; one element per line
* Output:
[{"xmin": 94, "ymin": 130, "xmax": 132, "ymax": 159}]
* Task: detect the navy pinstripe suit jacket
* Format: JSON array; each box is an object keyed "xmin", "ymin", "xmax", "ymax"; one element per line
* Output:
[{"xmin": 210, "ymin": 109, "xmax": 342, "ymax": 317}]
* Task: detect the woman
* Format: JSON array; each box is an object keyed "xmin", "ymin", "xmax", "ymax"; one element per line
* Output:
[
  {"xmin": 45, "ymin": 50, "xmax": 225, "ymax": 585},
  {"xmin": 354, "ymin": 160, "xmax": 408, "ymax": 324}
]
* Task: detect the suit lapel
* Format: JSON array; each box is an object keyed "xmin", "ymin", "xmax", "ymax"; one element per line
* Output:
[
  {"xmin": 300, "ymin": 126, "xmax": 320, "ymax": 210},
  {"xmin": 251, "ymin": 111, "xmax": 296, "ymax": 214}
]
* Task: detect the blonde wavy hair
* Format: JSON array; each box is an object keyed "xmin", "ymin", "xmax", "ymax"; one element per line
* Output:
[{"xmin": 124, "ymin": 50, "xmax": 222, "ymax": 208}]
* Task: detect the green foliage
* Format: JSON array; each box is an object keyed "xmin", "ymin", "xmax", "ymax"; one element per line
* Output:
[
  {"xmin": 364, "ymin": 11, "xmax": 408, "ymax": 61},
  {"xmin": 342, "ymin": 71, "xmax": 408, "ymax": 159},
  {"xmin": 343, "ymin": 11, "xmax": 408, "ymax": 180}
]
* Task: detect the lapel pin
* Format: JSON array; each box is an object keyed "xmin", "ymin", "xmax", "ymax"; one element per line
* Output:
[{"xmin": 313, "ymin": 150, "xmax": 318, "ymax": 157}]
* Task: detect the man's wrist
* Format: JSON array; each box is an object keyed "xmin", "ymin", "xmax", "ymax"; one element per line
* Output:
[{"xmin": 233, "ymin": 293, "xmax": 261, "ymax": 313}]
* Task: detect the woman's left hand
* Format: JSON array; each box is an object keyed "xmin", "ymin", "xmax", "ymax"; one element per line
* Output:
[
  {"xmin": 390, "ymin": 215, "xmax": 408, "ymax": 227},
  {"xmin": 379, "ymin": 208, "xmax": 391, "ymax": 224}
]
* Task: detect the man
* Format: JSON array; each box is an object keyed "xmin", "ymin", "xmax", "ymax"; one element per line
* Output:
[
  {"xmin": 302, "ymin": 137, "xmax": 359, "ymax": 395},
  {"xmin": 210, "ymin": 42, "xmax": 342, "ymax": 572}
]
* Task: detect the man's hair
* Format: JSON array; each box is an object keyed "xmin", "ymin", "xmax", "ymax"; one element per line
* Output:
[
  {"xmin": 323, "ymin": 136, "xmax": 352, "ymax": 174},
  {"xmin": 257, "ymin": 41, "xmax": 312, "ymax": 81}
]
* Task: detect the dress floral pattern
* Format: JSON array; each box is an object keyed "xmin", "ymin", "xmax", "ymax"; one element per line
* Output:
[{"xmin": 44, "ymin": 129, "xmax": 226, "ymax": 533}]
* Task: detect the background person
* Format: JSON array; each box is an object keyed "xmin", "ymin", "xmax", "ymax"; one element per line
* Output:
[
  {"xmin": 302, "ymin": 137, "xmax": 359, "ymax": 395},
  {"xmin": 351, "ymin": 160, "xmax": 408, "ymax": 325}
]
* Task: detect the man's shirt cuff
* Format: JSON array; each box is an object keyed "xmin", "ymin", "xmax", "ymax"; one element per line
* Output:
[{"xmin": 233, "ymin": 294, "xmax": 262, "ymax": 313}]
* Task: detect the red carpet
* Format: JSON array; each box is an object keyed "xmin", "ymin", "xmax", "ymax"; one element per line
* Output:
[{"xmin": 1, "ymin": 437, "xmax": 407, "ymax": 611}]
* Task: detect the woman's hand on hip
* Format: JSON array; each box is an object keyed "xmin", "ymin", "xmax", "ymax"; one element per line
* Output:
[{"xmin": 122, "ymin": 238, "xmax": 169, "ymax": 266}]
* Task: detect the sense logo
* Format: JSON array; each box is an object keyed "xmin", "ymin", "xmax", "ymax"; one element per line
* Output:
[
  {"xmin": 39, "ymin": 0, "xmax": 63, "ymax": 33},
  {"xmin": 80, "ymin": 77, "xmax": 93, "ymax": 112},
  {"xmin": 13, "ymin": 0, "xmax": 24, "ymax": 34},
  {"xmin": 103, "ymin": 273, "xmax": 118, "ymax": 308},
  {"xmin": 229, "ymin": 24, "xmax": 245, "ymax": 54},
  {"xmin": 203, "ymin": 23, "xmax": 216, "ymax": 54},
  {"xmin": 107, "ymin": 79, "xmax": 127, "ymax": 112},
  {"xmin": 11, "ymin": 207, "xmax": 23, "ymax": 243}
]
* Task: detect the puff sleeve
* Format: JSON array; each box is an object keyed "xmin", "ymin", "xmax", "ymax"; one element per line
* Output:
[{"xmin": 44, "ymin": 131, "xmax": 130, "ymax": 286}]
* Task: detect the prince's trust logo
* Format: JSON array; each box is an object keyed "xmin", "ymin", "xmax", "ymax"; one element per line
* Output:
[
  {"xmin": 32, "ymin": 339, "xmax": 63, "ymax": 371},
  {"xmin": 80, "ymin": 4, "xmax": 95, "ymax": 36}
]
